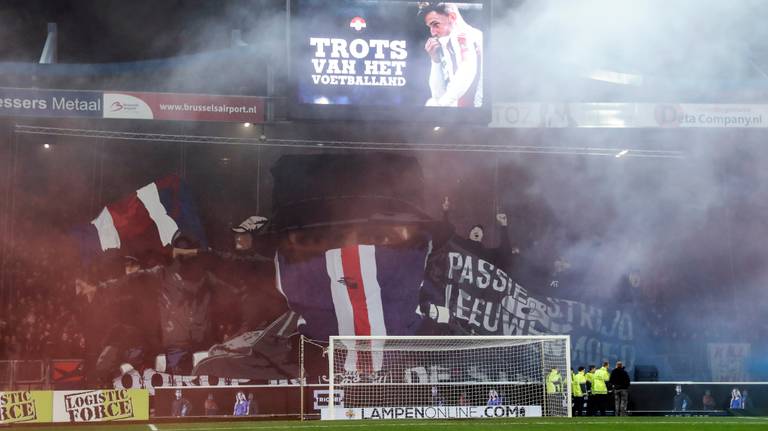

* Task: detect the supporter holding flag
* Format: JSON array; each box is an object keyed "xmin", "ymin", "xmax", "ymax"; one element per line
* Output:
[
  {"xmin": 74, "ymin": 174, "xmax": 207, "ymax": 263},
  {"xmin": 191, "ymin": 153, "xmax": 439, "ymax": 380},
  {"xmin": 266, "ymin": 153, "xmax": 438, "ymax": 345},
  {"xmin": 81, "ymin": 229, "xmax": 245, "ymax": 379}
]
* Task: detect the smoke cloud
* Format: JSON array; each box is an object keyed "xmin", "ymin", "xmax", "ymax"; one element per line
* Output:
[{"xmin": 1, "ymin": 0, "xmax": 767, "ymax": 380}]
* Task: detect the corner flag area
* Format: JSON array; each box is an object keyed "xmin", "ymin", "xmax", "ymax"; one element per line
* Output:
[{"xmin": 8, "ymin": 417, "xmax": 768, "ymax": 431}]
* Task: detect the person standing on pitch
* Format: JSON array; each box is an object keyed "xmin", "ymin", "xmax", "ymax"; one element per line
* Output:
[
  {"xmin": 431, "ymin": 386, "xmax": 444, "ymax": 406},
  {"xmin": 247, "ymin": 393, "xmax": 258, "ymax": 416},
  {"xmin": 585, "ymin": 365, "xmax": 596, "ymax": 415},
  {"xmin": 171, "ymin": 390, "xmax": 192, "ymax": 417},
  {"xmin": 702, "ymin": 389, "xmax": 716, "ymax": 410},
  {"xmin": 729, "ymin": 388, "xmax": 743, "ymax": 409},
  {"xmin": 487, "ymin": 389, "xmax": 503, "ymax": 406},
  {"xmin": 610, "ymin": 360, "xmax": 631, "ymax": 416},
  {"xmin": 204, "ymin": 393, "xmax": 219, "ymax": 416},
  {"xmin": 572, "ymin": 367, "xmax": 587, "ymax": 416},
  {"xmin": 592, "ymin": 362, "xmax": 610, "ymax": 416},
  {"xmin": 546, "ymin": 367, "xmax": 563, "ymax": 412},
  {"xmin": 233, "ymin": 391, "xmax": 248, "ymax": 416},
  {"xmin": 673, "ymin": 385, "xmax": 691, "ymax": 411},
  {"xmin": 741, "ymin": 389, "xmax": 751, "ymax": 409}
]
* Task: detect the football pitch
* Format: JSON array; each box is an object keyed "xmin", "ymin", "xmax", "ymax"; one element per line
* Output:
[{"xmin": 8, "ymin": 417, "xmax": 768, "ymax": 431}]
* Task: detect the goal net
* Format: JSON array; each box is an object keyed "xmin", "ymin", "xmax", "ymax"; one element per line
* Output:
[{"xmin": 323, "ymin": 335, "xmax": 571, "ymax": 420}]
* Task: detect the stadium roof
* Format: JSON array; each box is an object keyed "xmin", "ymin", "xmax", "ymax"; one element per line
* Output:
[{"xmin": 3, "ymin": 0, "xmax": 768, "ymax": 103}]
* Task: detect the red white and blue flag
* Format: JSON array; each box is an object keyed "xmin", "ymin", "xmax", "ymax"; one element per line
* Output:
[
  {"xmin": 74, "ymin": 174, "xmax": 206, "ymax": 261},
  {"xmin": 275, "ymin": 244, "xmax": 428, "ymax": 372}
]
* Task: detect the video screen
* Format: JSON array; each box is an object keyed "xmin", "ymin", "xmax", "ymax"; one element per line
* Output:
[{"xmin": 291, "ymin": 0, "xmax": 488, "ymax": 121}]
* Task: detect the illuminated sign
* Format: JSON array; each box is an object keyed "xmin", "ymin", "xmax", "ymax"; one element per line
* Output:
[
  {"xmin": 321, "ymin": 405, "xmax": 542, "ymax": 420},
  {"xmin": 292, "ymin": 0, "xmax": 489, "ymax": 121}
]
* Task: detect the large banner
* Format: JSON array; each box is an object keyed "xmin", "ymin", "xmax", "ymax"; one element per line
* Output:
[
  {"xmin": 52, "ymin": 389, "xmax": 149, "ymax": 423},
  {"xmin": 114, "ymin": 368, "xmax": 253, "ymax": 395},
  {"xmin": 0, "ymin": 87, "xmax": 265, "ymax": 123},
  {"xmin": 0, "ymin": 391, "xmax": 53, "ymax": 424},
  {"xmin": 422, "ymin": 237, "xmax": 636, "ymax": 369}
]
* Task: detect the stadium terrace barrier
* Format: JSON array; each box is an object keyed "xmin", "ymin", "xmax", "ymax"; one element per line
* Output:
[
  {"xmin": 0, "ymin": 362, "xmax": 11, "ymax": 389},
  {"xmin": 3, "ymin": 363, "xmax": 764, "ymax": 419},
  {"xmin": 629, "ymin": 382, "xmax": 765, "ymax": 416},
  {"xmin": 1, "ymin": 382, "xmax": 764, "ymax": 422},
  {"xmin": 0, "ymin": 360, "xmax": 46, "ymax": 391},
  {"xmin": 0, "ymin": 360, "xmax": 84, "ymax": 391},
  {"xmin": 14, "ymin": 361, "xmax": 45, "ymax": 386},
  {"xmin": 147, "ymin": 382, "xmax": 768, "ymax": 419}
]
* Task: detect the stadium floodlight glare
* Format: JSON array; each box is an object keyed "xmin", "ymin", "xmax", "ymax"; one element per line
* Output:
[{"xmin": 324, "ymin": 335, "xmax": 571, "ymax": 421}]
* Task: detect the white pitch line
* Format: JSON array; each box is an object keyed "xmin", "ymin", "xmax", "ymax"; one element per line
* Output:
[{"xmin": 148, "ymin": 424, "xmax": 159, "ymax": 431}]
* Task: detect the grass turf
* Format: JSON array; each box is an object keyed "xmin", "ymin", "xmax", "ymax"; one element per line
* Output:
[{"xmin": 7, "ymin": 417, "xmax": 768, "ymax": 431}]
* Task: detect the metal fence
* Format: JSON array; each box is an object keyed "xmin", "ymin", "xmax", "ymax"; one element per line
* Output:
[{"xmin": 0, "ymin": 359, "xmax": 83, "ymax": 390}]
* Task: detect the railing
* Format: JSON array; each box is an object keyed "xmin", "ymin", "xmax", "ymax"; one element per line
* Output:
[
  {"xmin": 0, "ymin": 360, "xmax": 12, "ymax": 389},
  {"xmin": 0, "ymin": 359, "xmax": 84, "ymax": 390}
]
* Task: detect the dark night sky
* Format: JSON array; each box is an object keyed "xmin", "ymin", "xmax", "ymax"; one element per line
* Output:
[{"xmin": 0, "ymin": 0, "xmax": 284, "ymax": 63}]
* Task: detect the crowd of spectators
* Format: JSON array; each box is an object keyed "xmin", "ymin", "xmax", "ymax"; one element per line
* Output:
[
  {"xmin": 0, "ymin": 239, "xmax": 248, "ymax": 365},
  {"xmin": 0, "ymin": 244, "xmax": 85, "ymax": 360},
  {"xmin": 0, "ymin": 229, "xmax": 766, "ymax": 386}
]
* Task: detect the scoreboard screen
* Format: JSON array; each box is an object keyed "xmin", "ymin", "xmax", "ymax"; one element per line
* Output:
[{"xmin": 290, "ymin": 0, "xmax": 490, "ymax": 123}]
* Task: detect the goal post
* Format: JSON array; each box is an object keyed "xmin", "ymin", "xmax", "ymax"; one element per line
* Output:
[{"xmin": 324, "ymin": 335, "xmax": 571, "ymax": 420}]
